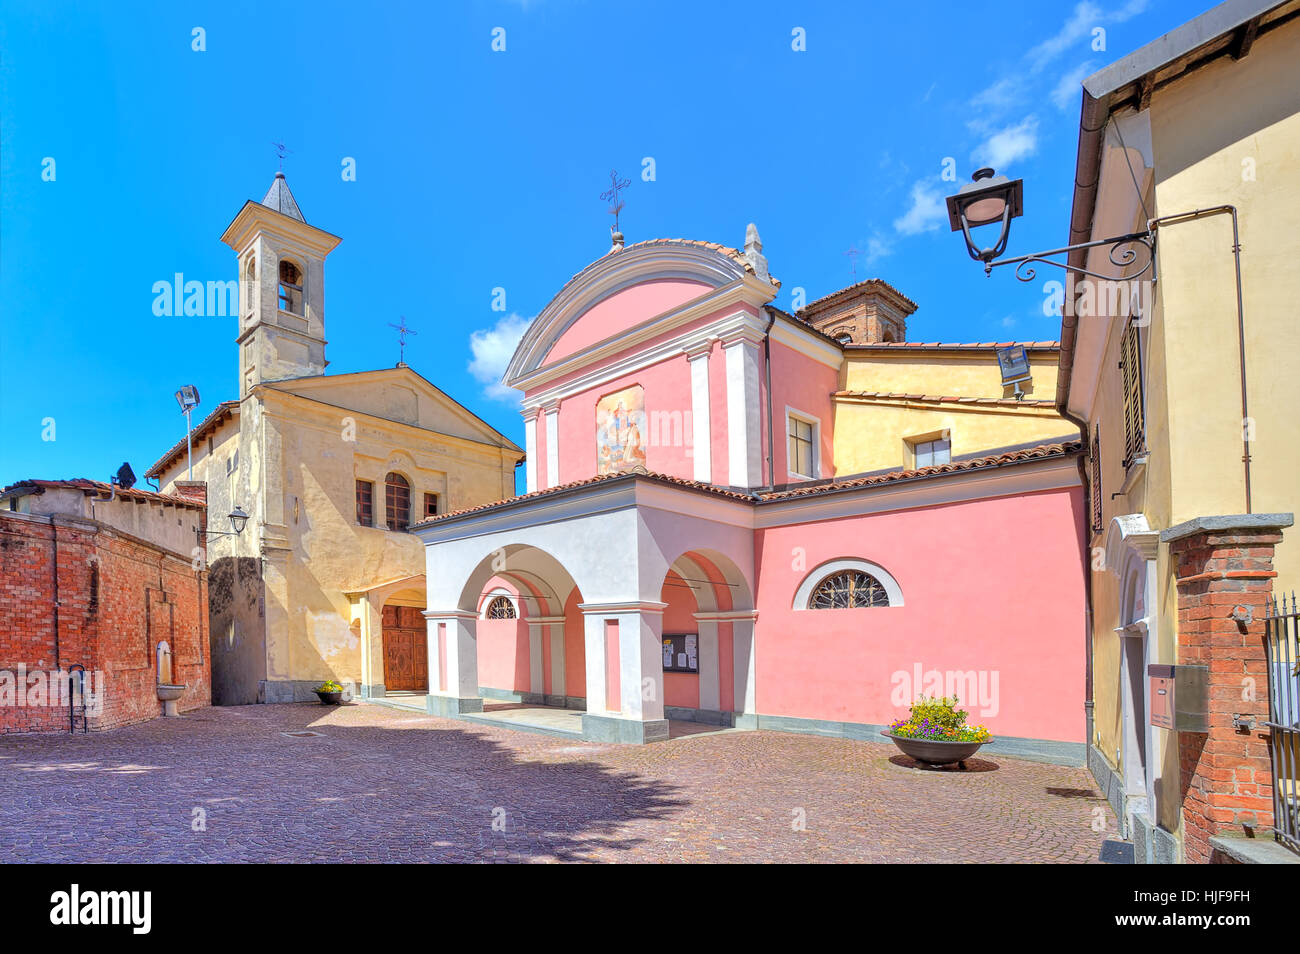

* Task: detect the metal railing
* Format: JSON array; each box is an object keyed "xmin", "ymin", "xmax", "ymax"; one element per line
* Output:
[{"xmin": 1264, "ymin": 593, "xmax": 1299, "ymax": 854}]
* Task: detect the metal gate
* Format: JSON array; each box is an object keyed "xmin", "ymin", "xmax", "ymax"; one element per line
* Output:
[{"xmin": 1264, "ymin": 592, "xmax": 1300, "ymax": 854}]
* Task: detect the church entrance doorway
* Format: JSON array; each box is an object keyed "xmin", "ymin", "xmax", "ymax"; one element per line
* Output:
[{"xmin": 382, "ymin": 604, "xmax": 428, "ymax": 692}]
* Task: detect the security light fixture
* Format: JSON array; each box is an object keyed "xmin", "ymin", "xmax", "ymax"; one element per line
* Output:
[
  {"xmin": 946, "ymin": 168, "xmax": 1023, "ymax": 266},
  {"xmin": 113, "ymin": 462, "xmax": 137, "ymax": 490},
  {"xmin": 174, "ymin": 385, "xmax": 201, "ymax": 412},
  {"xmin": 174, "ymin": 385, "xmax": 201, "ymax": 481},
  {"xmin": 996, "ymin": 345, "xmax": 1033, "ymax": 400}
]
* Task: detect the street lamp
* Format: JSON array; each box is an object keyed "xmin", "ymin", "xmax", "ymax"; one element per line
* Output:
[
  {"xmin": 945, "ymin": 167, "xmax": 1155, "ymax": 282},
  {"xmin": 945, "ymin": 167, "xmax": 1023, "ymax": 265},
  {"xmin": 197, "ymin": 506, "xmax": 249, "ymax": 540},
  {"xmin": 174, "ymin": 385, "xmax": 201, "ymax": 481}
]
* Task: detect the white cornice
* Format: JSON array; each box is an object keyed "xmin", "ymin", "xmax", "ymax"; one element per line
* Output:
[
  {"xmin": 507, "ymin": 243, "xmax": 777, "ymax": 391},
  {"xmin": 519, "ymin": 306, "xmax": 771, "ymax": 411}
]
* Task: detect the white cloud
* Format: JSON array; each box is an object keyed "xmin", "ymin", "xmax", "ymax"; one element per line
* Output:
[
  {"xmin": 1028, "ymin": 0, "xmax": 1148, "ymax": 73},
  {"xmin": 468, "ymin": 312, "xmax": 532, "ymax": 400},
  {"xmin": 972, "ymin": 116, "xmax": 1039, "ymax": 170},
  {"xmin": 1051, "ymin": 60, "xmax": 1097, "ymax": 111},
  {"xmin": 1001, "ymin": 315, "xmax": 1016, "ymax": 328},
  {"xmin": 861, "ymin": 234, "xmax": 894, "ymax": 266},
  {"xmin": 893, "ymin": 181, "xmax": 948, "ymax": 236}
]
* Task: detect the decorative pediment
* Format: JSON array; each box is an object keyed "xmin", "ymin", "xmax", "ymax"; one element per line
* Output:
[
  {"xmin": 504, "ymin": 239, "xmax": 777, "ymax": 391},
  {"xmin": 1103, "ymin": 512, "xmax": 1160, "ymax": 580}
]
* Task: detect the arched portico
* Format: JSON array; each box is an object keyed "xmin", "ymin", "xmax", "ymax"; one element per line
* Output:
[{"xmin": 412, "ymin": 476, "xmax": 760, "ymax": 742}]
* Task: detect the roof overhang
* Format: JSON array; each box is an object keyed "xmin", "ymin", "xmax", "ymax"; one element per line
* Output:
[{"xmin": 219, "ymin": 200, "xmax": 343, "ymax": 257}]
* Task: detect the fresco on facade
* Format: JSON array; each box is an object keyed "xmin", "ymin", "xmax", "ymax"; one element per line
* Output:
[{"xmin": 596, "ymin": 385, "xmax": 647, "ymax": 474}]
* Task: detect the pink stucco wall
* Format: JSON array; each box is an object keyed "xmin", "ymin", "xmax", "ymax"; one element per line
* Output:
[
  {"xmin": 753, "ymin": 486, "xmax": 1087, "ymax": 742},
  {"xmin": 767, "ymin": 339, "xmax": 837, "ymax": 482},
  {"xmin": 475, "ymin": 578, "xmax": 530, "ymax": 694},
  {"xmin": 543, "ymin": 279, "xmax": 713, "ymax": 367},
  {"xmin": 661, "ymin": 569, "xmax": 700, "ymax": 710}
]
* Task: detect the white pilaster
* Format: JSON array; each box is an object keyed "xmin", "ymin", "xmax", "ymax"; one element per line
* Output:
[
  {"xmin": 424, "ymin": 610, "xmax": 479, "ymax": 701},
  {"xmin": 549, "ymin": 620, "xmax": 567, "ymax": 699},
  {"xmin": 730, "ymin": 614, "xmax": 758, "ymax": 717},
  {"xmin": 694, "ymin": 617, "xmax": 720, "ymax": 712},
  {"xmin": 580, "ymin": 602, "xmax": 666, "ymax": 721},
  {"xmin": 523, "ymin": 409, "xmax": 539, "ymax": 493},
  {"xmin": 544, "ymin": 402, "xmax": 560, "ymax": 488},
  {"xmin": 687, "ymin": 345, "xmax": 713, "ymax": 483},
  {"xmin": 723, "ymin": 336, "xmax": 763, "ymax": 487},
  {"xmin": 527, "ymin": 622, "xmax": 545, "ymax": 696}
]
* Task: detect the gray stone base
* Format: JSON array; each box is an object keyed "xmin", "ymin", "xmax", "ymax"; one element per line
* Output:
[
  {"xmin": 1209, "ymin": 834, "xmax": 1300, "ymax": 864},
  {"xmin": 260, "ymin": 679, "xmax": 360, "ymax": 704},
  {"xmin": 665, "ymin": 706, "xmax": 733, "ymax": 727},
  {"xmin": 426, "ymin": 695, "xmax": 484, "ymax": 716},
  {"xmin": 543, "ymin": 694, "xmax": 587, "ymax": 710},
  {"xmin": 581, "ymin": 713, "xmax": 669, "ymax": 743},
  {"xmin": 478, "ymin": 687, "xmax": 544, "ymax": 705},
  {"xmin": 361, "ymin": 683, "xmax": 385, "ymax": 699}
]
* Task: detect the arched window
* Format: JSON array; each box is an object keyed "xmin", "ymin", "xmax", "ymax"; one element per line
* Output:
[
  {"xmin": 385, "ymin": 472, "xmax": 410, "ymax": 531},
  {"xmin": 485, "ymin": 596, "xmax": 517, "ymax": 619},
  {"xmin": 278, "ymin": 260, "xmax": 303, "ymax": 315},
  {"xmin": 793, "ymin": 559, "xmax": 904, "ymax": 609},
  {"xmin": 243, "ymin": 257, "xmax": 256, "ymax": 318},
  {"xmin": 808, "ymin": 569, "xmax": 891, "ymax": 608}
]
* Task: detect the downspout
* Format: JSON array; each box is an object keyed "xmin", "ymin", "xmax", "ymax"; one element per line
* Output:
[
  {"xmin": 763, "ymin": 308, "xmax": 776, "ymax": 488},
  {"xmin": 49, "ymin": 516, "xmax": 61, "ymax": 669}
]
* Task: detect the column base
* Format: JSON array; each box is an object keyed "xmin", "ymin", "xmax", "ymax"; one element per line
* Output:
[
  {"xmin": 581, "ymin": 713, "xmax": 669, "ymax": 744},
  {"xmin": 426, "ymin": 695, "xmax": 484, "ymax": 716}
]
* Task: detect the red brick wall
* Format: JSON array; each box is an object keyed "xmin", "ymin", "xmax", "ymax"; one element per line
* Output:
[
  {"xmin": 1168, "ymin": 524, "xmax": 1282, "ymax": 864},
  {"xmin": 0, "ymin": 512, "xmax": 211, "ymax": 734}
]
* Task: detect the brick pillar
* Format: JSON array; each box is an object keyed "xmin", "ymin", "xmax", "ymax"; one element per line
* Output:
[
  {"xmin": 1163, "ymin": 513, "xmax": 1293, "ymax": 863},
  {"xmin": 171, "ymin": 480, "xmax": 207, "ymax": 506}
]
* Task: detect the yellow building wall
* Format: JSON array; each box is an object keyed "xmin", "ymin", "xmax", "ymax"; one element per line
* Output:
[{"xmin": 834, "ymin": 350, "xmax": 1073, "ymax": 474}]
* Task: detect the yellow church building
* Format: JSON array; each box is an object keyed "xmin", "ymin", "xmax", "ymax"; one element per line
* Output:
[{"xmin": 147, "ymin": 172, "xmax": 523, "ymax": 704}]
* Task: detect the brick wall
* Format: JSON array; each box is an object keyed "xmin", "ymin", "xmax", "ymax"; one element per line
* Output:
[
  {"xmin": 1167, "ymin": 520, "xmax": 1285, "ymax": 863},
  {"xmin": 0, "ymin": 511, "xmax": 211, "ymax": 735}
]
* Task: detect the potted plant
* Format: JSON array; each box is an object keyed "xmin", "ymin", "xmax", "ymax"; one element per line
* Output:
[
  {"xmin": 313, "ymin": 680, "xmax": 345, "ymax": 705},
  {"xmin": 882, "ymin": 694, "xmax": 993, "ymax": 768}
]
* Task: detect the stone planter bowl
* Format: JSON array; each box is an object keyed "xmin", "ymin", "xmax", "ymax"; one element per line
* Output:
[
  {"xmin": 882, "ymin": 730, "xmax": 990, "ymax": 767},
  {"xmin": 315, "ymin": 690, "xmax": 343, "ymax": 705}
]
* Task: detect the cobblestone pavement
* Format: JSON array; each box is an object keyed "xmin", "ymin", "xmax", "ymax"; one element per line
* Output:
[{"xmin": 0, "ymin": 703, "xmax": 1116, "ymax": 863}]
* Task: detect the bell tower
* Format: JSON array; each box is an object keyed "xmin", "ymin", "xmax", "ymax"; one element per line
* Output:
[{"xmin": 220, "ymin": 172, "xmax": 342, "ymax": 396}]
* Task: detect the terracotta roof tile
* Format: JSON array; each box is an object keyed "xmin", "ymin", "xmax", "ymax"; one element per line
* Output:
[
  {"xmin": 411, "ymin": 441, "xmax": 1083, "ymax": 528},
  {"xmin": 145, "ymin": 400, "xmax": 240, "ymax": 479},
  {"xmin": 843, "ymin": 340, "xmax": 1060, "ymax": 350},
  {"xmin": 0, "ymin": 478, "xmax": 207, "ymax": 511},
  {"xmin": 834, "ymin": 391, "xmax": 1057, "ymax": 407}
]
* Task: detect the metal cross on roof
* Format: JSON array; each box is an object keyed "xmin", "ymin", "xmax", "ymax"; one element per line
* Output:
[
  {"xmin": 271, "ymin": 139, "xmax": 293, "ymax": 172},
  {"xmin": 844, "ymin": 245, "xmax": 862, "ymax": 279},
  {"xmin": 388, "ymin": 316, "xmax": 417, "ymax": 364},
  {"xmin": 600, "ymin": 169, "xmax": 631, "ymax": 234}
]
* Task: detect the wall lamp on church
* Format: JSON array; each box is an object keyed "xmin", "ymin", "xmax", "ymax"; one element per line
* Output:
[
  {"xmin": 197, "ymin": 506, "xmax": 250, "ymax": 540},
  {"xmin": 945, "ymin": 167, "xmax": 1155, "ymax": 283}
]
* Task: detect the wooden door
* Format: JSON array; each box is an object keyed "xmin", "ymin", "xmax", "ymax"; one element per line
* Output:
[{"xmin": 382, "ymin": 605, "xmax": 428, "ymax": 692}]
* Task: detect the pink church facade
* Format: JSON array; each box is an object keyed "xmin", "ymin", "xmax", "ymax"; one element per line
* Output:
[{"xmin": 410, "ymin": 232, "xmax": 1088, "ymax": 760}]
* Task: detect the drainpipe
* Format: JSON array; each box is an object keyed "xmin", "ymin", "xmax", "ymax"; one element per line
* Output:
[
  {"xmin": 49, "ymin": 516, "xmax": 61, "ymax": 669},
  {"xmin": 1148, "ymin": 205, "xmax": 1250, "ymax": 513},
  {"xmin": 763, "ymin": 308, "xmax": 776, "ymax": 488}
]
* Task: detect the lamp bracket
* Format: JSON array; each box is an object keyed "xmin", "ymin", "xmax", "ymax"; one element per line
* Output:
[{"xmin": 983, "ymin": 229, "xmax": 1156, "ymax": 283}]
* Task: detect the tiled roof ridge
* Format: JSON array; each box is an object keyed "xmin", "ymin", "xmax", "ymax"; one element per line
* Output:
[
  {"xmin": 411, "ymin": 440, "xmax": 1083, "ymax": 529},
  {"xmin": 843, "ymin": 340, "xmax": 1060, "ymax": 350},
  {"xmin": 144, "ymin": 400, "xmax": 240, "ymax": 478},
  {"xmin": 797, "ymin": 277, "xmax": 920, "ymax": 313},
  {"xmin": 834, "ymin": 390, "xmax": 1057, "ymax": 407},
  {"xmin": 0, "ymin": 478, "xmax": 207, "ymax": 510}
]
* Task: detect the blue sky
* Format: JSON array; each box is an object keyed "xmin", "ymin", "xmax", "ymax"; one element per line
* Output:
[{"xmin": 0, "ymin": 0, "xmax": 1208, "ymax": 488}]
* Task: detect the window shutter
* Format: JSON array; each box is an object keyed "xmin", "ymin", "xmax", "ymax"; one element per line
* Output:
[{"xmin": 1120, "ymin": 324, "xmax": 1146, "ymax": 467}]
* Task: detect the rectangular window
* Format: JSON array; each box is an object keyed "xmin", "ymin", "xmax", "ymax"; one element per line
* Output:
[
  {"xmin": 424, "ymin": 493, "xmax": 439, "ymax": 518},
  {"xmin": 356, "ymin": 480, "xmax": 373, "ymax": 527},
  {"xmin": 913, "ymin": 438, "xmax": 951, "ymax": 468},
  {"xmin": 788, "ymin": 415, "xmax": 815, "ymax": 477},
  {"xmin": 1120, "ymin": 322, "xmax": 1146, "ymax": 468}
]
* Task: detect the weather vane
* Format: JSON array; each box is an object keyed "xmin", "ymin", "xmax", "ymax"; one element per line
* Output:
[
  {"xmin": 600, "ymin": 169, "xmax": 631, "ymax": 236},
  {"xmin": 388, "ymin": 316, "xmax": 417, "ymax": 364},
  {"xmin": 271, "ymin": 139, "xmax": 293, "ymax": 172},
  {"xmin": 844, "ymin": 245, "xmax": 862, "ymax": 279}
]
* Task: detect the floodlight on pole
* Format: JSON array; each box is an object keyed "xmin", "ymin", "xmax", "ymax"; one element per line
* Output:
[{"xmin": 174, "ymin": 386, "xmax": 201, "ymax": 481}]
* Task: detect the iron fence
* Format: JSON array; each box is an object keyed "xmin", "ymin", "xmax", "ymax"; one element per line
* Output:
[{"xmin": 1264, "ymin": 592, "xmax": 1300, "ymax": 855}]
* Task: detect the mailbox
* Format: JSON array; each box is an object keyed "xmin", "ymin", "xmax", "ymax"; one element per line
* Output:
[{"xmin": 1148, "ymin": 663, "xmax": 1209, "ymax": 732}]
